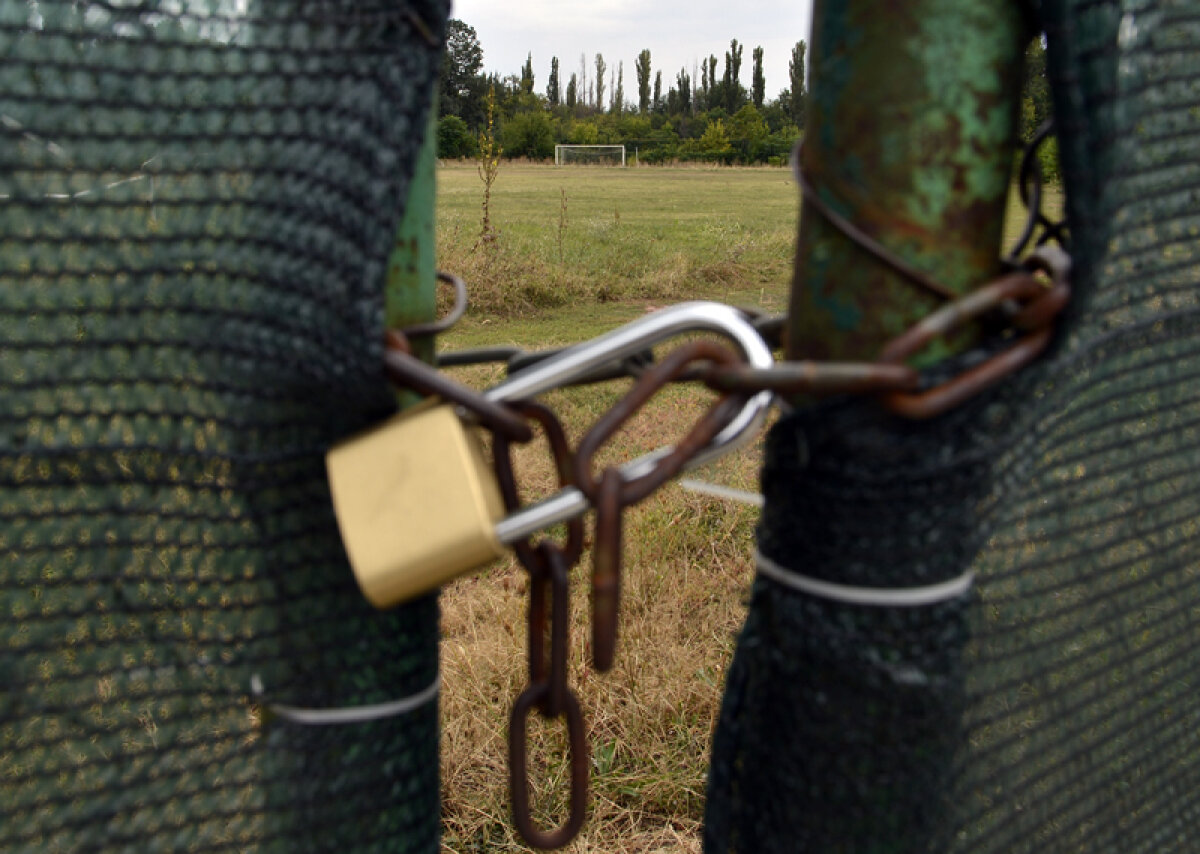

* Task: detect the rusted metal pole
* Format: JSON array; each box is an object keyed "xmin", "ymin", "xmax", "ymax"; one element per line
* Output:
[
  {"xmin": 786, "ymin": 0, "xmax": 1029, "ymax": 365},
  {"xmin": 706, "ymin": 1, "xmax": 1030, "ymax": 852}
]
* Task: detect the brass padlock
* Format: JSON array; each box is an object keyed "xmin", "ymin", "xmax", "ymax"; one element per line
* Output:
[{"xmin": 326, "ymin": 400, "xmax": 506, "ymax": 608}]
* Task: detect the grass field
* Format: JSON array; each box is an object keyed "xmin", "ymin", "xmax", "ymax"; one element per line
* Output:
[
  {"xmin": 436, "ymin": 162, "xmax": 800, "ymax": 320},
  {"xmin": 433, "ymin": 163, "xmax": 1061, "ymax": 853}
]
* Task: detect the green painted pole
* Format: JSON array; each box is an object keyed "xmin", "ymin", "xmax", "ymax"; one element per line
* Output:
[
  {"xmin": 386, "ymin": 102, "xmax": 439, "ymax": 367},
  {"xmin": 786, "ymin": 0, "xmax": 1029, "ymax": 365}
]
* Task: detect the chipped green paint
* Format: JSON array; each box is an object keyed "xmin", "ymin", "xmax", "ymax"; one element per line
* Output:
[
  {"xmin": 385, "ymin": 101, "xmax": 438, "ymax": 366},
  {"xmin": 786, "ymin": 0, "xmax": 1029, "ymax": 368}
]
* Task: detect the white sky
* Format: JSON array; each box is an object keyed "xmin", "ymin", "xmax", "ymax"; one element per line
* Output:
[{"xmin": 449, "ymin": 1, "xmax": 814, "ymax": 106}]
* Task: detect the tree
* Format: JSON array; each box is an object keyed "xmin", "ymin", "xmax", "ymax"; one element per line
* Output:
[
  {"xmin": 520, "ymin": 53, "xmax": 534, "ymax": 95},
  {"xmin": 437, "ymin": 114, "xmax": 475, "ymax": 159},
  {"xmin": 698, "ymin": 118, "xmax": 733, "ymax": 162},
  {"xmin": 566, "ymin": 73, "xmax": 578, "ymax": 110},
  {"xmin": 1020, "ymin": 36, "xmax": 1057, "ymax": 179},
  {"xmin": 761, "ymin": 101, "xmax": 793, "ymax": 133},
  {"xmin": 752, "ymin": 46, "xmax": 765, "ymax": 108},
  {"xmin": 502, "ymin": 110, "xmax": 555, "ymax": 159},
  {"xmin": 594, "ymin": 53, "xmax": 607, "ymax": 112},
  {"xmin": 729, "ymin": 103, "xmax": 767, "ymax": 161},
  {"xmin": 788, "ymin": 40, "xmax": 807, "ymax": 129},
  {"xmin": 667, "ymin": 86, "xmax": 681, "ymax": 116},
  {"xmin": 636, "ymin": 49, "xmax": 652, "ymax": 114},
  {"xmin": 547, "ymin": 56, "xmax": 560, "ymax": 107},
  {"xmin": 579, "ymin": 54, "xmax": 589, "ymax": 109},
  {"xmin": 439, "ymin": 19, "xmax": 485, "ymax": 127},
  {"xmin": 707, "ymin": 55, "xmax": 718, "ymax": 109},
  {"xmin": 724, "ymin": 39, "xmax": 745, "ymax": 113},
  {"xmin": 568, "ymin": 120, "xmax": 600, "ymax": 144},
  {"xmin": 653, "ymin": 70, "xmax": 663, "ymax": 113},
  {"xmin": 728, "ymin": 39, "xmax": 743, "ymax": 82},
  {"xmin": 1021, "ymin": 37, "xmax": 1051, "ymax": 140},
  {"xmin": 613, "ymin": 61, "xmax": 624, "ymax": 114},
  {"xmin": 676, "ymin": 68, "xmax": 692, "ymax": 115}
]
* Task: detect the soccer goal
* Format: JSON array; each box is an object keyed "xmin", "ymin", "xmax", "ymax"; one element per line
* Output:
[{"xmin": 554, "ymin": 144, "xmax": 627, "ymax": 166}]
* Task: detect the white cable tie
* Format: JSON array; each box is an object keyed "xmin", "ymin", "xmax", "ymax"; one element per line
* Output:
[
  {"xmin": 679, "ymin": 478, "xmax": 765, "ymax": 507},
  {"xmin": 755, "ymin": 549, "xmax": 974, "ymax": 607},
  {"xmin": 250, "ymin": 672, "xmax": 440, "ymax": 725}
]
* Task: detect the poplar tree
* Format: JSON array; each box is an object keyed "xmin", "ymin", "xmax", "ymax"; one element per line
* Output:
[
  {"xmin": 594, "ymin": 53, "xmax": 607, "ymax": 111},
  {"xmin": 547, "ymin": 56, "xmax": 560, "ymax": 106},
  {"xmin": 752, "ymin": 46, "xmax": 765, "ymax": 108},
  {"xmin": 566, "ymin": 72, "xmax": 578, "ymax": 109},
  {"xmin": 707, "ymin": 55, "xmax": 718, "ymax": 109},
  {"xmin": 579, "ymin": 53, "xmax": 588, "ymax": 109},
  {"xmin": 613, "ymin": 61, "xmax": 624, "ymax": 113},
  {"xmin": 725, "ymin": 39, "xmax": 744, "ymax": 113},
  {"xmin": 789, "ymin": 40, "xmax": 807, "ymax": 128},
  {"xmin": 636, "ymin": 49, "xmax": 652, "ymax": 114},
  {"xmin": 520, "ymin": 52, "xmax": 534, "ymax": 95},
  {"xmin": 676, "ymin": 68, "xmax": 692, "ymax": 114},
  {"xmin": 653, "ymin": 70, "xmax": 663, "ymax": 112}
]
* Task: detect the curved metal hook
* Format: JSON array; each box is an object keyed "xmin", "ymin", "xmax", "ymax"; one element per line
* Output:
[{"xmin": 485, "ymin": 301, "xmax": 774, "ymax": 545}]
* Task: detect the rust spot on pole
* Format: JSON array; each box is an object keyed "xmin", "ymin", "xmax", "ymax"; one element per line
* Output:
[{"xmin": 786, "ymin": 0, "xmax": 1031, "ymax": 369}]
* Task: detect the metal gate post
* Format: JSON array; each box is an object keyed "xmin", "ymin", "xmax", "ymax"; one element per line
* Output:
[
  {"xmin": 786, "ymin": 0, "xmax": 1029, "ymax": 364},
  {"xmin": 705, "ymin": 1, "xmax": 1031, "ymax": 851},
  {"xmin": 387, "ymin": 104, "xmax": 440, "ymax": 366}
]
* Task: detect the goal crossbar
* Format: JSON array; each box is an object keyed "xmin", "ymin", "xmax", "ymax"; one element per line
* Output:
[{"xmin": 554, "ymin": 144, "xmax": 626, "ymax": 166}]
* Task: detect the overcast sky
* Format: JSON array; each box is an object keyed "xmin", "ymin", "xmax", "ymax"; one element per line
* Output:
[{"xmin": 449, "ymin": 1, "xmax": 815, "ymax": 106}]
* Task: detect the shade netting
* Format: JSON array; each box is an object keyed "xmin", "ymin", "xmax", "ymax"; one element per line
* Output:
[
  {"xmin": 706, "ymin": 1, "xmax": 1200, "ymax": 851},
  {"xmin": 2, "ymin": 2, "xmax": 449, "ymax": 850}
]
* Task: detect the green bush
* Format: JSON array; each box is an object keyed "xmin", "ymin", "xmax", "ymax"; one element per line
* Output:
[
  {"xmin": 437, "ymin": 114, "xmax": 476, "ymax": 159},
  {"xmin": 502, "ymin": 111, "xmax": 555, "ymax": 160}
]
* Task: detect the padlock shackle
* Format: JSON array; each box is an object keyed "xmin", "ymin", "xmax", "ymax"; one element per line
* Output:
[
  {"xmin": 488, "ymin": 301, "xmax": 774, "ymax": 546},
  {"xmin": 486, "ymin": 300, "xmax": 771, "ymax": 400},
  {"xmin": 486, "ymin": 300, "xmax": 773, "ymax": 460}
]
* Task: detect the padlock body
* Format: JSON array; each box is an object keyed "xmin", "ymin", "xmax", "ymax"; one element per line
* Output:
[{"xmin": 326, "ymin": 401, "xmax": 506, "ymax": 607}]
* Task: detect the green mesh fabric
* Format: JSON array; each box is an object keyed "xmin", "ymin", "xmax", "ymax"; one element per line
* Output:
[
  {"xmin": 706, "ymin": 0, "xmax": 1200, "ymax": 851},
  {"xmin": 1, "ymin": 3, "xmax": 448, "ymax": 850}
]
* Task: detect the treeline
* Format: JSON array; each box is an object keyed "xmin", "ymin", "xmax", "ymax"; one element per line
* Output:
[
  {"xmin": 437, "ymin": 21, "xmax": 809, "ymax": 165},
  {"xmin": 438, "ymin": 20, "xmax": 1054, "ymax": 172}
]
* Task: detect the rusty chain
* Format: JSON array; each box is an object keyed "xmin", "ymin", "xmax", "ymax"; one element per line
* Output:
[
  {"xmin": 573, "ymin": 340, "xmax": 748, "ymax": 671},
  {"xmin": 429, "ymin": 242, "xmax": 1069, "ymax": 422},
  {"xmin": 490, "ymin": 402, "xmax": 589, "ymax": 847},
  {"xmin": 687, "ymin": 245, "xmax": 1071, "ymax": 418},
  {"xmin": 479, "ymin": 376, "xmax": 744, "ymax": 847}
]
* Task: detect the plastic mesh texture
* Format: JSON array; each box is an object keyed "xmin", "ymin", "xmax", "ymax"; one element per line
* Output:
[
  {"xmin": 1, "ymin": 2, "xmax": 449, "ymax": 850},
  {"xmin": 705, "ymin": 0, "xmax": 1200, "ymax": 851}
]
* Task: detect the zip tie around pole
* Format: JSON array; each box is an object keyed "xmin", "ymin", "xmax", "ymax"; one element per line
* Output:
[
  {"xmin": 679, "ymin": 478, "xmax": 765, "ymax": 507},
  {"xmin": 755, "ymin": 549, "xmax": 974, "ymax": 607},
  {"xmin": 250, "ymin": 673, "xmax": 440, "ymax": 725}
]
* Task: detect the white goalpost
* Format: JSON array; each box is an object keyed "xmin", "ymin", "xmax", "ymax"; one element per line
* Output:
[{"xmin": 554, "ymin": 144, "xmax": 627, "ymax": 166}]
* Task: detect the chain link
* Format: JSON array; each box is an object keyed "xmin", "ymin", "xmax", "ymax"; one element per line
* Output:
[
  {"xmin": 487, "ymin": 403, "xmax": 589, "ymax": 846},
  {"xmin": 383, "ymin": 330, "xmax": 533, "ymax": 442}
]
